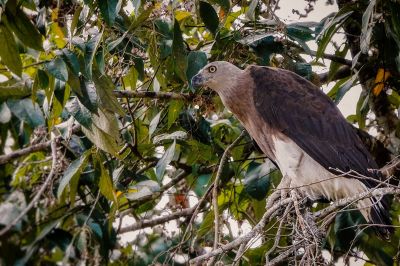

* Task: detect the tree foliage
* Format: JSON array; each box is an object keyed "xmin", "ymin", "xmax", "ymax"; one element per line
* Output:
[{"xmin": 0, "ymin": 0, "xmax": 399, "ymax": 265}]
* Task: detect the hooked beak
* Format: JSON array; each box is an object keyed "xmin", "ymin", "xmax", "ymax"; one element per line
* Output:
[{"xmin": 191, "ymin": 73, "xmax": 205, "ymax": 88}]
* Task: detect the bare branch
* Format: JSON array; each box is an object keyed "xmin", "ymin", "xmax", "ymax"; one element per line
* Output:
[
  {"xmin": 0, "ymin": 133, "xmax": 58, "ymax": 236},
  {"xmin": 0, "ymin": 141, "xmax": 51, "ymax": 165},
  {"xmin": 118, "ymin": 206, "xmax": 198, "ymax": 234},
  {"xmin": 317, "ymin": 65, "xmax": 352, "ymax": 84},
  {"xmin": 211, "ymin": 130, "xmax": 246, "ymax": 261},
  {"xmin": 190, "ymin": 196, "xmax": 293, "ymax": 264},
  {"xmin": 114, "ymin": 90, "xmax": 194, "ymax": 101}
]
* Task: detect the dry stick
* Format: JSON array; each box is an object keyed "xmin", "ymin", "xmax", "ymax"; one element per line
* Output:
[
  {"xmin": 0, "ymin": 133, "xmax": 58, "ymax": 236},
  {"xmin": 0, "ymin": 141, "xmax": 51, "ymax": 165},
  {"xmin": 314, "ymin": 187, "xmax": 400, "ymax": 220},
  {"xmin": 189, "ymin": 197, "xmax": 293, "ymax": 264},
  {"xmin": 265, "ymin": 202, "xmax": 293, "ymax": 263},
  {"xmin": 0, "ymin": 125, "xmax": 80, "ymax": 165},
  {"xmin": 210, "ymin": 130, "xmax": 246, "ymax": 265},
  {"xmin": 118, "ymin": 205, "xmax": 199, "ymax": 233},
  {"xmin": 113, "ymin": 90, "xmax": 194, "ymax": 101},
  {"xmin": 268, "ymin": 241, "xmax": 304, "ymax": 266}
]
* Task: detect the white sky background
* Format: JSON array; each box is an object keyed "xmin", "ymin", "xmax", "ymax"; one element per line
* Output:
[{"xmin": 121, "ymin": 1, "xmax": 365, "ymax": 265}]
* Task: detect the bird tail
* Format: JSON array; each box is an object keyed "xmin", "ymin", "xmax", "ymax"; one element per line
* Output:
[{"xmin": 357, "ymin": 194, "xmax": 393, "ymax": 239}]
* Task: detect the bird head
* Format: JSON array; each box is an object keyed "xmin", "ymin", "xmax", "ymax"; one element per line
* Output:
[{"xmin": 191, "ymin": 61, "xmax": 243, "ymax": 92}]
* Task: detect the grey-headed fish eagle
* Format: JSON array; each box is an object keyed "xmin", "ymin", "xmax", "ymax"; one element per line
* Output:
[{"xmin": 192, "ymin": 61, "xmax": 391, "ymax": 238}]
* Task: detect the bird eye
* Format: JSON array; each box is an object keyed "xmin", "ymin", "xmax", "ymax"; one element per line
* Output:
[{"xmin": 208, "ymin": 66, "xmax": 217, "ymax": 73}]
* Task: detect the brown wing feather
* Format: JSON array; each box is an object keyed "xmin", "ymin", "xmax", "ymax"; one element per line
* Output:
[
  {"xmin": 248, "ymin": 65, "xmax": 392, "ymax": 237},
  {"xmin": 249, "ymin": 65, "xmax": 378, "ymax": 182}
]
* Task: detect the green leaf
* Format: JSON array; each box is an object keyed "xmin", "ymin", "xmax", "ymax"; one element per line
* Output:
[
  {"xmin": 286, "ymin": 22, "xmax": 315, "ymax": 42},
  {"xmin": 45, "ymin": 58, "xmax": 69, "ymax": 82},
  {"xmin": 0, "ymin": 78, "xmax": 31, "ymax": 99},
  {"xmin": 4, "ymin": 7, "xmax": 43, "ymax": 51},
  {"xmin": 155, "ymin": 140, "xmax": 176, "ymax": 181},
  {"xmin": 126, "ymin": 180, "xmax": 160, "ymax": 200},
  {"xmin": 187, "ymin": 51, "xmax": 207, "ymax": 87},
  {"xmin": 334, "ymin": 73, "xmax": 358, "ymax": 104},
  {"xmin": 149, "ymin": 111, "xmax": 162, "ymax": 139},
  {"xmin": 199, "ymin": 1, "xmax": 219, "ymax": 35},
  {"xmin": 360, "ymin": 0, "xmax": 376, "ymax": 53},
  {"xmin": 57, "ymin": 151, "xmax": 90, "ymax": 198},
  {"xmin": 7, "ymin": 98, "xmax": 45, "ymax": 128},
  {"xmin": 84, "ymin": 33, "xmax": 102, "ymax": 80},
  {"xmin": 65, "ymin": 98, "xmax": 92, "ymax": 129},
  {"xmin": 197, "ymin": 211, "xmax": 214, "ymax": 237},
  {"xmin": 61, "ymin": 49, "xmax": 80, "ymax": 76},
  {"xmin": 76, "ymin": 77, "xmax": 98, "ymax": 113},
  {"xmin": 0, "ymin": 24, "xmax": 22, "ymax": 76},
  {"xmin": 98, "ymin": 0, "xmax": 119, "ymax": 26},
  {"xmin": 95, "ymin": 154, "xmax": 117, "ymax": 202},
  {"xmin": 167, "ymin": 100, "xmax": 184, "ymax": 129},
  {"xmin": 92, "ymin": 68, "xmax": 124, "ymax": 116},
  {"xmin": 316, "ymin": 10, "xmax": 353, "ymax": 59},
  {"xmin": 81, "ymin": 108, "xmax": 122, "ymax": 155},
  {"xmin": 244, "ymin": 162, "xmax": 271, "ymax": 200},
  {"xmin": 172, "ymin": 20, "xmax": 188, "ymax": 82}
]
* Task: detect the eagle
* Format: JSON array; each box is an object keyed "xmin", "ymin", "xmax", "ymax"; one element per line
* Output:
[{"xmin": 191, "ymin": 61, "xmax": 391, "ymax": 237}]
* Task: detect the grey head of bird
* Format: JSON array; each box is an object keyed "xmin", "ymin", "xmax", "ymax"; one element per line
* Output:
[{"xmin": 191, "ymin": 61, "xmax": 244, "ymax": 92}]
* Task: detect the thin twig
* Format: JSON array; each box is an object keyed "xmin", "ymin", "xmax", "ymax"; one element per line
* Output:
[
  {"xmin": 118, "ymin": 206, "xmax": 199, "ymax": 234},
  {"xmin": 189, "ymin": 197, "xmax": 293, "ymax": 264},
  {"xmin": 114, "ymin": 90, "xmax": 194, "ymax": 101},
  {"xmin": 0, "ymin": 133, "xmax": 58, "ymax": 236},
  {"xmin": 211, "ymin": 130, "xmax": 246, "ymax": 262},
  {"xmin": 0, "ymin": 141, "xmax": 51, "ymax": 165}
]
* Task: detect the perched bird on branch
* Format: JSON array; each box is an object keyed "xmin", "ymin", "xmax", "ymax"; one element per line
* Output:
[{"xmin": 192, "ymin": 61, "xmax": 392, "ymax": 238}]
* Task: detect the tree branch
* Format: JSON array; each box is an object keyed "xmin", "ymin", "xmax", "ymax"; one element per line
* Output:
[
  {"xmin": 114, "ymin": 90, "xmax": 195, "ymax": 101},
  {"xmin": 0, "ymin": 133, "xmax": 58, "ymax": 236},
  {"xmin": 118, "ymin": 206, "xmax": 199, "ymax": 234},
  {"xmin": 0, "ymin": 141, "xmax": 51, "ymax": 165},
  {"xmin": 190, "ymin": 195, "xmax": 293, "ymax": 264},
  {"xmin": 317, "ymin": 65, "xmax": 352, "ymax": 84},
  {"xmin": 210, "ymin": 131, "xmax": 246, "ymax": 265}
]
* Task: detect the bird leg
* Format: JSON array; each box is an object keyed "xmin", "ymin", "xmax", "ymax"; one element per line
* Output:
[
  {"xmin": 266, "ymin": 175, "xmax": 292, "ymax": 215},
  {"xmin": 277, "ymin": 174, "xmax": 292, "ymax": 201}
]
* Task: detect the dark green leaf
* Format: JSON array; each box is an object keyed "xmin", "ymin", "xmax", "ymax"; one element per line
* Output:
[
  {"xmin": 287, "ymin": 23, "xmax": 315, "ymax": 42},
  {"xmin": 65, "ymin": 98, "xmax": 92, "ymax": 129},
  {"xmin": 76, "ymin": 77, "xmax": 98, "ymax": 113},
  {"xmin": 167, "ymin": 100, "xmax": 184, "ymax": 129},
  {"xmin": 172, "ymin": 20, "xmax": 188, "ymax": 82},
  {"xmin": 155, "ymin": 140, "xmax": 176, "ymax": 181},
  {"xmin": 0, "ymin": 24, "xmax": 22, "ymax": 76},
  {"xmin": 84, "ymin": 33, "xmax": 102, "ymax": 80},
  {"xmin": 244, "ymin": 162, "xmax": 271, "ymax": 200},
  {"xmin": 187, "ymin": 51, "xmax": 207, "ymax": 87},
  {"xmin": 98, "ymin": 0, "xmax": 119, "ymax": 26},
  {"xmin": 61, "ymin": 49, "xmax": 80, "ymax": 76},
  {"xmin": 316, "ymin": 11, "xmax": 353, "ymax": 59},
  {"xmin": 199, "ymin": 1, "xmax": 219, "ymax": 35},
  {"xmin": 45, "ymin": 58, "xmax": 69, "ymax": 82},
  {"xmin": 4, "ymin": 7, "xmax": 43, "ymax": 51},
  {"xmin": 92, "ymin": 68, "xmax": 124, "ymax": 116},
  {"xmin": 7, "ymin": 98, "xmax": 45, "ymax": 128},
  {"xmin": 149, "ymin": 111, "xmax": 162, "ymax": 138},
  {"xmin": 94, "ymin": 154, "xmax": 117, "ymax": 202},
  {"xmin": 57, "ymin": 151, "xmax": 89, "ymax": 198},
  {"xmin": 37, "ymin": 69, "xmax": 49, "ymax": 89}
]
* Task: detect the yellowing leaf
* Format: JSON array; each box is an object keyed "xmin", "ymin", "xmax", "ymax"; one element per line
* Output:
[
  {"xmin": 373, "ymin": 68, "xmax": 391, "ymax": 96},
  {"xmin": 0, "ymin": 24, "xmax": 22, "ymax": 76}
]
